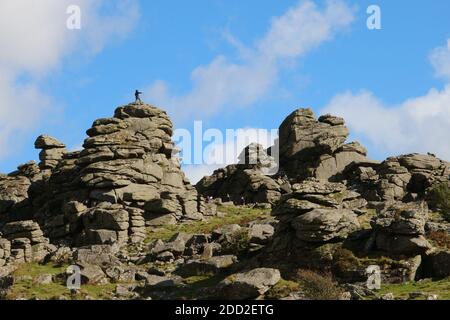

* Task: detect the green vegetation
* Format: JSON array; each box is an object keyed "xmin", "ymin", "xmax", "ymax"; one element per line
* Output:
[
  {"xmin": 378, "ymin": 278, "xmax": 450, "ymax": 300},
  {"xmin": 333, "ymin": 248, "xmax": 406, "ymax": 271},
  {"xmin": 14, "ymin": 262, "xmax": 67, "ymax": 278},
  {"xmin": 265, "ymin": 279, "xmax": 300, "ymax": 300},
  {"xmin": 6, "ymin": 263, "xmax": 119, "ymax": 300},
  {"xmin": 221, "ymin": 228, "xmax": 251, "ymax": 255},
  {"xmin": 145, "ymin": 205, "xmax": 270, "ymax": 243},
  {"xmin": 427, "ymin": 231, "xmax": 450, "ymax": 249},
  {"xmin": 155, "ymin": 274, "xmax": 227, "ymax": 300},
  {"xmin": 296, "ymin": 269, "xmax": 344, "ymax": 300},
  {"xmin": 429, "ymin": 183, "xmax": 450, "ymax": 221}
]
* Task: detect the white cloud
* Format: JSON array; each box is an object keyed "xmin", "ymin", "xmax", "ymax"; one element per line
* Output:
[
  {"xmin": 322, "ymin": 39, "xmax": 450, "ymax": 161},
  {"xmin": 146, "ymin": 0, "xmax": 355, "ymax": 122},
  {"xmin": 0, "ymin": 0, "xmax": 139, "ymax": 160},
  {"xmin": 430, "ymin": 39, "xmax": 450, "ymax": 80}
]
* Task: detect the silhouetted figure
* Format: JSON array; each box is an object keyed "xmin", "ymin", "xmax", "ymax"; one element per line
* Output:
[
  {"xmin": 240, "ymin": 196, "xmax": 246, "ymax": 206},
  {"xmin": 135, "ymin": 90, "xmax": 143, "ymax": 104}
]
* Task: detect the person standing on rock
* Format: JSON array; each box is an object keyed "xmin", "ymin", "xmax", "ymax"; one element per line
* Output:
[{"xmin": 135, "ymin": 90, "xmax": 143, "ymax": 104}]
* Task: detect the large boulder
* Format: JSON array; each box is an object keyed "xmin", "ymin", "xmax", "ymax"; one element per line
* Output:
[
  {"xmin": 291, "ymin": 208, "xmax": 360, "ymax": 243},
  {"xmin": 0, "ymin": 169, "xmax": 35, "ymax": 220},
  {"xmin": 279, "ymin": 110, "xmax": 349, "ymax": 160},
  {"xmin": 267, "ymin": 179, "xmax": 366, "ymax": 268},
  {"xmin": 35, "ymin": 135, "xmax": 67, "ymax": 171},
  {"xmin": 197, "ymin": 165, "xmax": 283, "ymax": 205},
  {"xmin": 215, "ymin": 268, "xmax": 281, "ymax": 300},
  {"xmin": 2, "ymin": 220, "xmax": 48, "ymax": 245},
  {"xmin": 175, "ymin": 255, "xmax": 237, "ymax": 277},
  {"xmin": 314, "ymin": 142, "xmax": 369, "ymax": 181},
  {"xmin": 73, "ymin": 245, "xmax": 120, "ymax": 267},
  {"xmin": 372, "ymin": 202, "xmax": 429, "ymax": 236},
  {"xmin": 278, "ymin": 109, "xmax": 366, "ymax": 181},
  {"xmin": 371, "ymin": 202, "xmax": 432, "ymax": 256}
]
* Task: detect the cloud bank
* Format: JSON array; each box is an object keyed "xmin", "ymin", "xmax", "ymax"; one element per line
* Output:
[
  {"xmin": 0, "ymin": 0, "xmax": 139, "ymax": 160},
  {"xmin": 322, "ymin": 39, "xmax": 450, "ymax": 161}
]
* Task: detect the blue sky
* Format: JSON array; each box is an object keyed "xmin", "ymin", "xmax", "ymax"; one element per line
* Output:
[{"xmin": 1, "ymin": 0, "xmax": 450, "ymax": 182}]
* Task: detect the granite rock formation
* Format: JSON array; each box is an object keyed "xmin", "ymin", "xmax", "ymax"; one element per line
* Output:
[
  {"xmin": 196, "ymin": 143, "xmax": 284, "ymax": 204},
  {"xmin": 1, "ymin": 103, "xmax": 449, "ymax": 301},
  {"xmin": 1, "ymin": 103, "xmax": 212, "ymax": 248},
  {"xmin": 196, "ymin": 108, "xmax": 370, "ymax": 205}
]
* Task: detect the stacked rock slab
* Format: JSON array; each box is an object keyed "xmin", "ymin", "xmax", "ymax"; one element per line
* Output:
[
  {"xmin": 0, "ymin": 174, "xmax": 31, "ymax": 222},
  {"xmin": 35, "ymin": 135, "xmax": 67, "ymax": 172},
  {"xmin": 0, "ymin": 238, "xmax": 11, "ymax": 267},
  {"xmin": 31, "ymin": 103, "xmax": 208, "ymax": 246},
  {"xmin": 370, "ymin": 202, "xmax": 432, "ymax": 256},
  {"xmin": 196, "ymin": 143, "xmax": 285, "ymax": 205},
  {"xmin": 278, "ymin": 109, "xmax": 368, "ymax": 181},
  {"xmin": 0, "ymin": 161, "xmax": 41, "ymax": 224},
  {"xmin": 1, "ymin": 220, "xmax": 50, "ymax": 263},
  {"xmin": 269, "ymin": 179, "xmax": 363, "ymax": 265},
  {"xmin": 345, "ymin": 153, "xmax": 450, "ymax": 202}
]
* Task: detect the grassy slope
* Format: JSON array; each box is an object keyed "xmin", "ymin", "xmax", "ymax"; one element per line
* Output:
[
  {"xmin": 378, "ymin": 278, "xmax": 450, "ymax": 300},
  {"xmin": 145, "ymin": 205, "xmax": 271, "ymax": 243},
  {"xmin": 5, "ymin": 205, "xmax": 450, "ymax": 300},
  {"xmin": 6, "ymin": 263, "xmax": 118, "ymax": 300},
  {"xmin": 5, "ymin": 205, "xmax": 270, "ymax": 300}
]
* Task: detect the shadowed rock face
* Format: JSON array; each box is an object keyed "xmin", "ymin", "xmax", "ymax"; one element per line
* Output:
[{"xmin": 1, "ymin": 103, "xmax": 213, "ymax": 247}]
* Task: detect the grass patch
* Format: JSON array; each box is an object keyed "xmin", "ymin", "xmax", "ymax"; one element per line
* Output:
[
  {"xmin": 377, "ymin": 278, "xmax": 450, "ymax": 300},
  {"xmin": 221, "ymin": 228, "xmax": 251, "ymax": 255},
  {"xmin": 427, "ymin": 231, "xmax": 450, "ymax": 249},
  {"xmin": 14, "ymin": 262, "xmax": 67, "ymax": 278},
  {"xmin": 265, "ymin": 279, "xmax": 300, "ymax": 300},
  {"xmin": 333, "ymin": 248, "xmax": 407, "ymax": 271},
  {"xmin": 429, "ymin": 183, "xmax": 450, "ymax": 221},
  {"xmin": 78, "ymin": 283, "xmax": 118, "ymax": 300},
  {"xmin": 145, "ymin": 205, "xmax": 269, "ymax": 243},
  {"xmin": 296, "ymin": 269, "xmax": 344, "ymax": 300},
  {"xmin": 6, "ymin": 262, "xmax": 119, "ymax": 300},
  {"xmin": 155, "ymin": 274, "xmax": 227, "ymax": 300}
]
